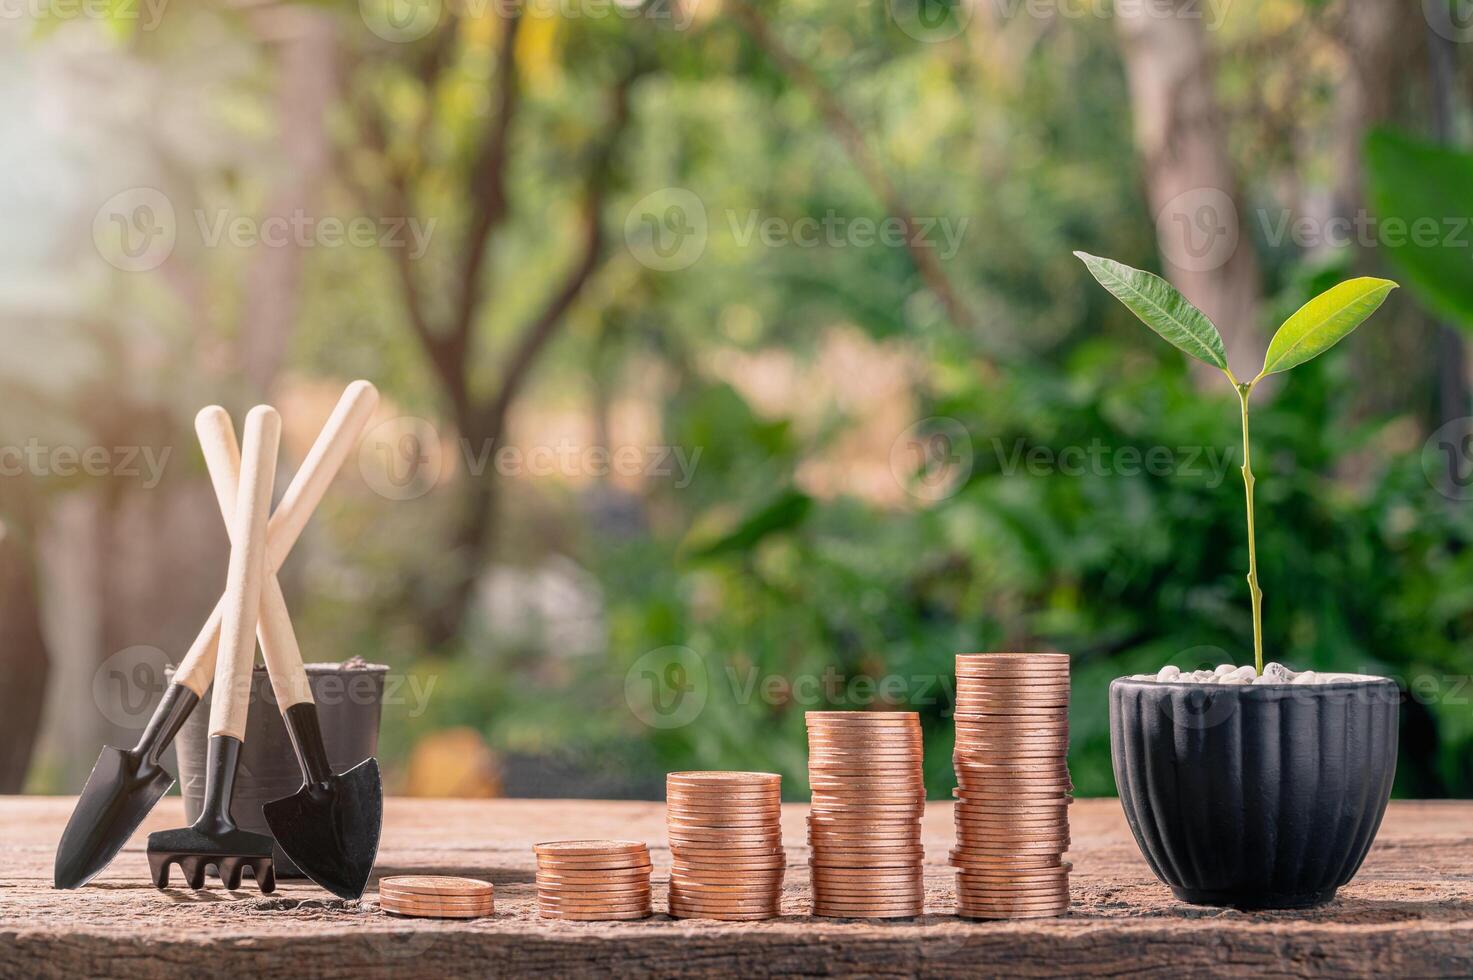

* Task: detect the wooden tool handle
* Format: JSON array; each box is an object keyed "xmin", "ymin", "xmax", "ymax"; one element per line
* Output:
[
  {"xmin": 208, "ymin": 405, "xmax": 280, "ymax": 741},
  {"xmin": 196, "ymin": 407, "xmax": 316, "ymax": 711},
  {"xmin": 267, "ymin": 379, "xmax": 378, "ymax": 570},
  {"xmin": 172, "ymin": 381, "xmax": 379, "ymax": 694}
]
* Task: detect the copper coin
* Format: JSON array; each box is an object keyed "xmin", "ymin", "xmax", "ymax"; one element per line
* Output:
[
  {"xmin": 670, "ymin": 845, "xmax": 787, "ymax": 858},
  {"xmin": 955, "ymin": 652, "xmax": 1069, "ymax": 664},
  {"xmin": 666, "ymin": 891, "xmax": 781, "ymax": 906},
  {"xmin": 378, "ymin": 875, "xmax": 493, "ymax": 896},
  {"xmin": 812, "ymin": 904, "xmax": 923, "ymax": 916},
  {"xmin": 668, "ymin": 770, "xmax": 781, "ymax": 785},
  {"xmin": 539, "ymin": 908, "xmax": 652, "ymax": 921},
  {"xmin": 667, "ymin": 815, "xmax": 783, "ymax": 826},
  {"xmin": 380, "ymin": 902, "xmax": 493, "ymax": 919},
  {"xmin": 536, "ymin": 854, "xmax": 653, "ymax": 866},
  {"xmin": 537, "ymin": 897, "xmax": 652, "ymax": 912},
  {"xmin": 378, "ymin": 893, "xmax": 496, "ymax": 910},
  {"xmin": 669, "ymin": 909, "xmax": 779, "ymax": 921},
  {"xmin": 807, "ymin": 710, "xmax": 920, "ymax": 722},
  {"xmin": 669, "ymin": 844, "xmax": 784, "ymax": 858},
  {"xmin": 536, "ymin": 871, "xmax": 653, "ymax": 885},
  {"xmin": 537, "ymin": 879, "xmax": 654, "ymax": 893},
  {"xmin": 535, "ymin": 840, "xmax": 647, "ymax": 856},
  {"xmin": 666, "ymin": 786, "xmax": 782, "ymax": 799},
  {"xmin": 666, "ymin": 800, "xmax": 781, "ymax": 812},
  {"xmin": 955, "ymin": 899, "xmax": 1070, "ymax": 914}
]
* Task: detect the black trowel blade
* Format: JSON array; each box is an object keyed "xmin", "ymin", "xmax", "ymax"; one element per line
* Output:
[
  {"xmin": 263, "ymin": 757, "xmax": 383, "ymax": 900},
  {"xmin": 55, "ymin": 746, "xmax": 173, "ymax": 889}
]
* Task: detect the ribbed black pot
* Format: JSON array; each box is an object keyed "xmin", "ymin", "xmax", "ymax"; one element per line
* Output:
[
  {"xmin": 170, "ymin": 662, "xmax": 386, "ymax": 877},
  {"xmin": 1110, "ymin": 675, "xmax": 1398, "ymax": 910}
]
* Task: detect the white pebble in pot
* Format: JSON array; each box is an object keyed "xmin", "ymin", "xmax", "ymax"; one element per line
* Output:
[
  {"xmin": 1221, "ymin": 665, "xmax": 1257, "ymax": 684},
  {"xmin": 1156, "ymin": 665, "xmax": 1181, "ymax": 682},
  {"xmin": 1293, "ymin": 670, "xmax": 1319, "ymax": 684}
]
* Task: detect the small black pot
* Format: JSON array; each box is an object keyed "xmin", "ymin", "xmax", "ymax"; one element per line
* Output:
[
  {"xmin": 171, "ymin": 662, "xmax": 387, "ymax": 877},
  {"xmin": 1110, "ymin": 674, "xmax": 1398, "ymax": 910}
]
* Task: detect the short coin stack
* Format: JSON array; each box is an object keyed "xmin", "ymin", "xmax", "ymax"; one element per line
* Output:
[
  {"xmin": 666, "ymin": 771, "xmax": 785, "ymax": 920},
  {"xmin": 806, "ymin": 711, "xmax": 925, "ymax": 919},
  {"xmin": 951, "ymin": 653, "xmax": 1072, "ymax": 919},
  {"xmin": 377, "ymin": 875, "xmax": 494, "ymax": 918},
  {"xmin": 534, "ymin": 840, "xmax": 653, "ymax": 921}
]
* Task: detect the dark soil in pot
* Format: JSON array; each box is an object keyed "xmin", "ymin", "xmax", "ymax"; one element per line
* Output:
[
  {"xmin": 1110, "ymin": 674, "xmax": 1398, "ymax": 910},
  {"xmin": 169, "ymin": 660, "xmax": 387, "ymax": 877}
]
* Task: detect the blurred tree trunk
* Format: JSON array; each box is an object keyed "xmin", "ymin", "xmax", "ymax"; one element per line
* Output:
[
  {"xmin": 0, "ymin": 511, "xmax": 50, "ymax": 792},
  {"xmin": 1113, "ymin": 1, "xmax": 1262, "ymax": 372},
  {"xmin": 346, "ymin": 12, "xmax": 644, "ymax": 646},
  {"xmin": 1332, "ymin": 0, "xmax": 1466, "ymax": 427},
  {"xmin": 241, "ymin": 9, "xmax": 338, "ymax": 393}
]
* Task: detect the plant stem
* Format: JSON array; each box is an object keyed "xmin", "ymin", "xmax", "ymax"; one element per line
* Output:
[{"xmin": 1235, "ymin": 382, "xmax": 1264, "ymax": 675}]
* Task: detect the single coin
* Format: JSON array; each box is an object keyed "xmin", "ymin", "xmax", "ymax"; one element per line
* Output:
[
  {"xmin": 380, "ymin": 902, "xmax": 493, "ymax": 920},
  {"xmin": 670, "ymin": 845, "xmax": 787, "ymax": 858},
  {"xmin": 378, "ymin": 894, "xmax": 496, "ymax": 911},
  {"xmin": 535, "ymin": 840, "xmax": 647, "ymax": 856},
  {"xmin": 535, "ymin": 865, "xmax": 653, "ymax": 879},
  {"xmin": 536, "ymin": 854, "xmax": 651, "ymax": 872},
  {"xmin": 378, "ymin": 875, "xmax": 494, "ymax": 897},
  {"xmin": 955, "ymin": 900, "xmax": 1070, "ymax": 914},
  {"xmin": 539, "ymin": 907, "xmax": 653, "ymax": 921},
  {"xmin": 536, "ymin": 897, "xmax": 653, "ymax": 912},
  {"xmin": 668, "ymin": 770, "xmax": 781, "ymax": 784},
  {"xmin": 379, "ymin": 887, "xmax": 497, "ymax": 903},
  {"xmin": 537, "ymin": 882, "xmax": 655, "ymax": 896},
  {"xmin": 669, "ymin": 909, "xmax": 780, "ymax": 921},
  {"xmin": 806, "ymin": 710, "xmax": 920, "ymax": 722}
]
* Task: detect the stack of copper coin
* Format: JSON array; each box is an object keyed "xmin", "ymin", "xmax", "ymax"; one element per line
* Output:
[
  {"xmin": 806, "ymin": 711, "xmax": 925, "ymax": 919},
  {"xmin": 378, "ymin": 875, "xmax": 495, "ymax": 918},
  {"xmin": 951, "ymin": 653, "xmax": 1072, "ymax": 919},
  {"xmin": 666, "ymin": 771, "xmax": 785, "ymax": 920},
  {"xmin": 534, "ymin": 840, "xmax": 653, "ymax": 921}
]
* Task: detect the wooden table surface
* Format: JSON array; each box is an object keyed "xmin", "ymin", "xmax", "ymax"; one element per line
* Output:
[{"xmin": 3, "ymin": 796, "xmax": 1471, "ymax": 978}]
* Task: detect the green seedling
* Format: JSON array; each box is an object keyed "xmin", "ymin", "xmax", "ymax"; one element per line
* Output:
[{"xmin": 1074, "ymin": 251, "xmax": 1397, "ymax": 674}]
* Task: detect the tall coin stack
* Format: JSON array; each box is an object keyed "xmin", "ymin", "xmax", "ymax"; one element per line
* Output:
[
  {"xmin": 806, "ymin": 711, "xmax": 926, "ymax": 919},
  {"xmin": 666, "ymin": 771, "xmax": 785, "ymax": 920},
  {"xmin": 534, "ymin": 840, "xmax": 653, "ymax": 921},
  {"xmin": 951, "ymin": 653, "xmax": 1072, "ymax": 919}
]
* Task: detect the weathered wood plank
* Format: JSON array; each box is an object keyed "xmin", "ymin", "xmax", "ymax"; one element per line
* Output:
[{"xmin": 3, "ymin": 798, "xmax": 1471, "ymax": 978}]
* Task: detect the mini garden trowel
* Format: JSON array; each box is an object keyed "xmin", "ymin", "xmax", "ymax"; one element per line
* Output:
[
  {"xmin": 146, "ymin": 405, "xmax": 281, "ymax": 892},
  {"xmin": 53, "ymin": 381, "xmax": 379, "ymax": 890},
  {"xmin": 196, "ymin": 406, "xmax": 382, "ymax": 900}
]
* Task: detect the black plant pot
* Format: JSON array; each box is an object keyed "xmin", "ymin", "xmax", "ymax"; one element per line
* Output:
[
  {"xmin": 1110, "ymin": 675, "xmax": 1398, "ymax": 910},
  {"xmin": 170, "ymin": 662, "xmax": 387, "ymax": 877}
]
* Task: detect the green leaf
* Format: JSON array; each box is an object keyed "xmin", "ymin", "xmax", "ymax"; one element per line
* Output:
[
  {"xmin": 1073, "ymin": 251, "xmax": 1228, "ymax": 371},
  {"xmin": 1365, "ymin": 128, "xmax": 1473, "ymax": 327},
  {"xmin": 1258, "ymin": 278, "xmax": 1397, "ymax": 377}
]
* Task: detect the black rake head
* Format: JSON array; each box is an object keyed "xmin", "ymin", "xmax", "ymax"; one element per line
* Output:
[{"xmin": 146, "ymin": 824, "xmax": 277, "ymax": 893}]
